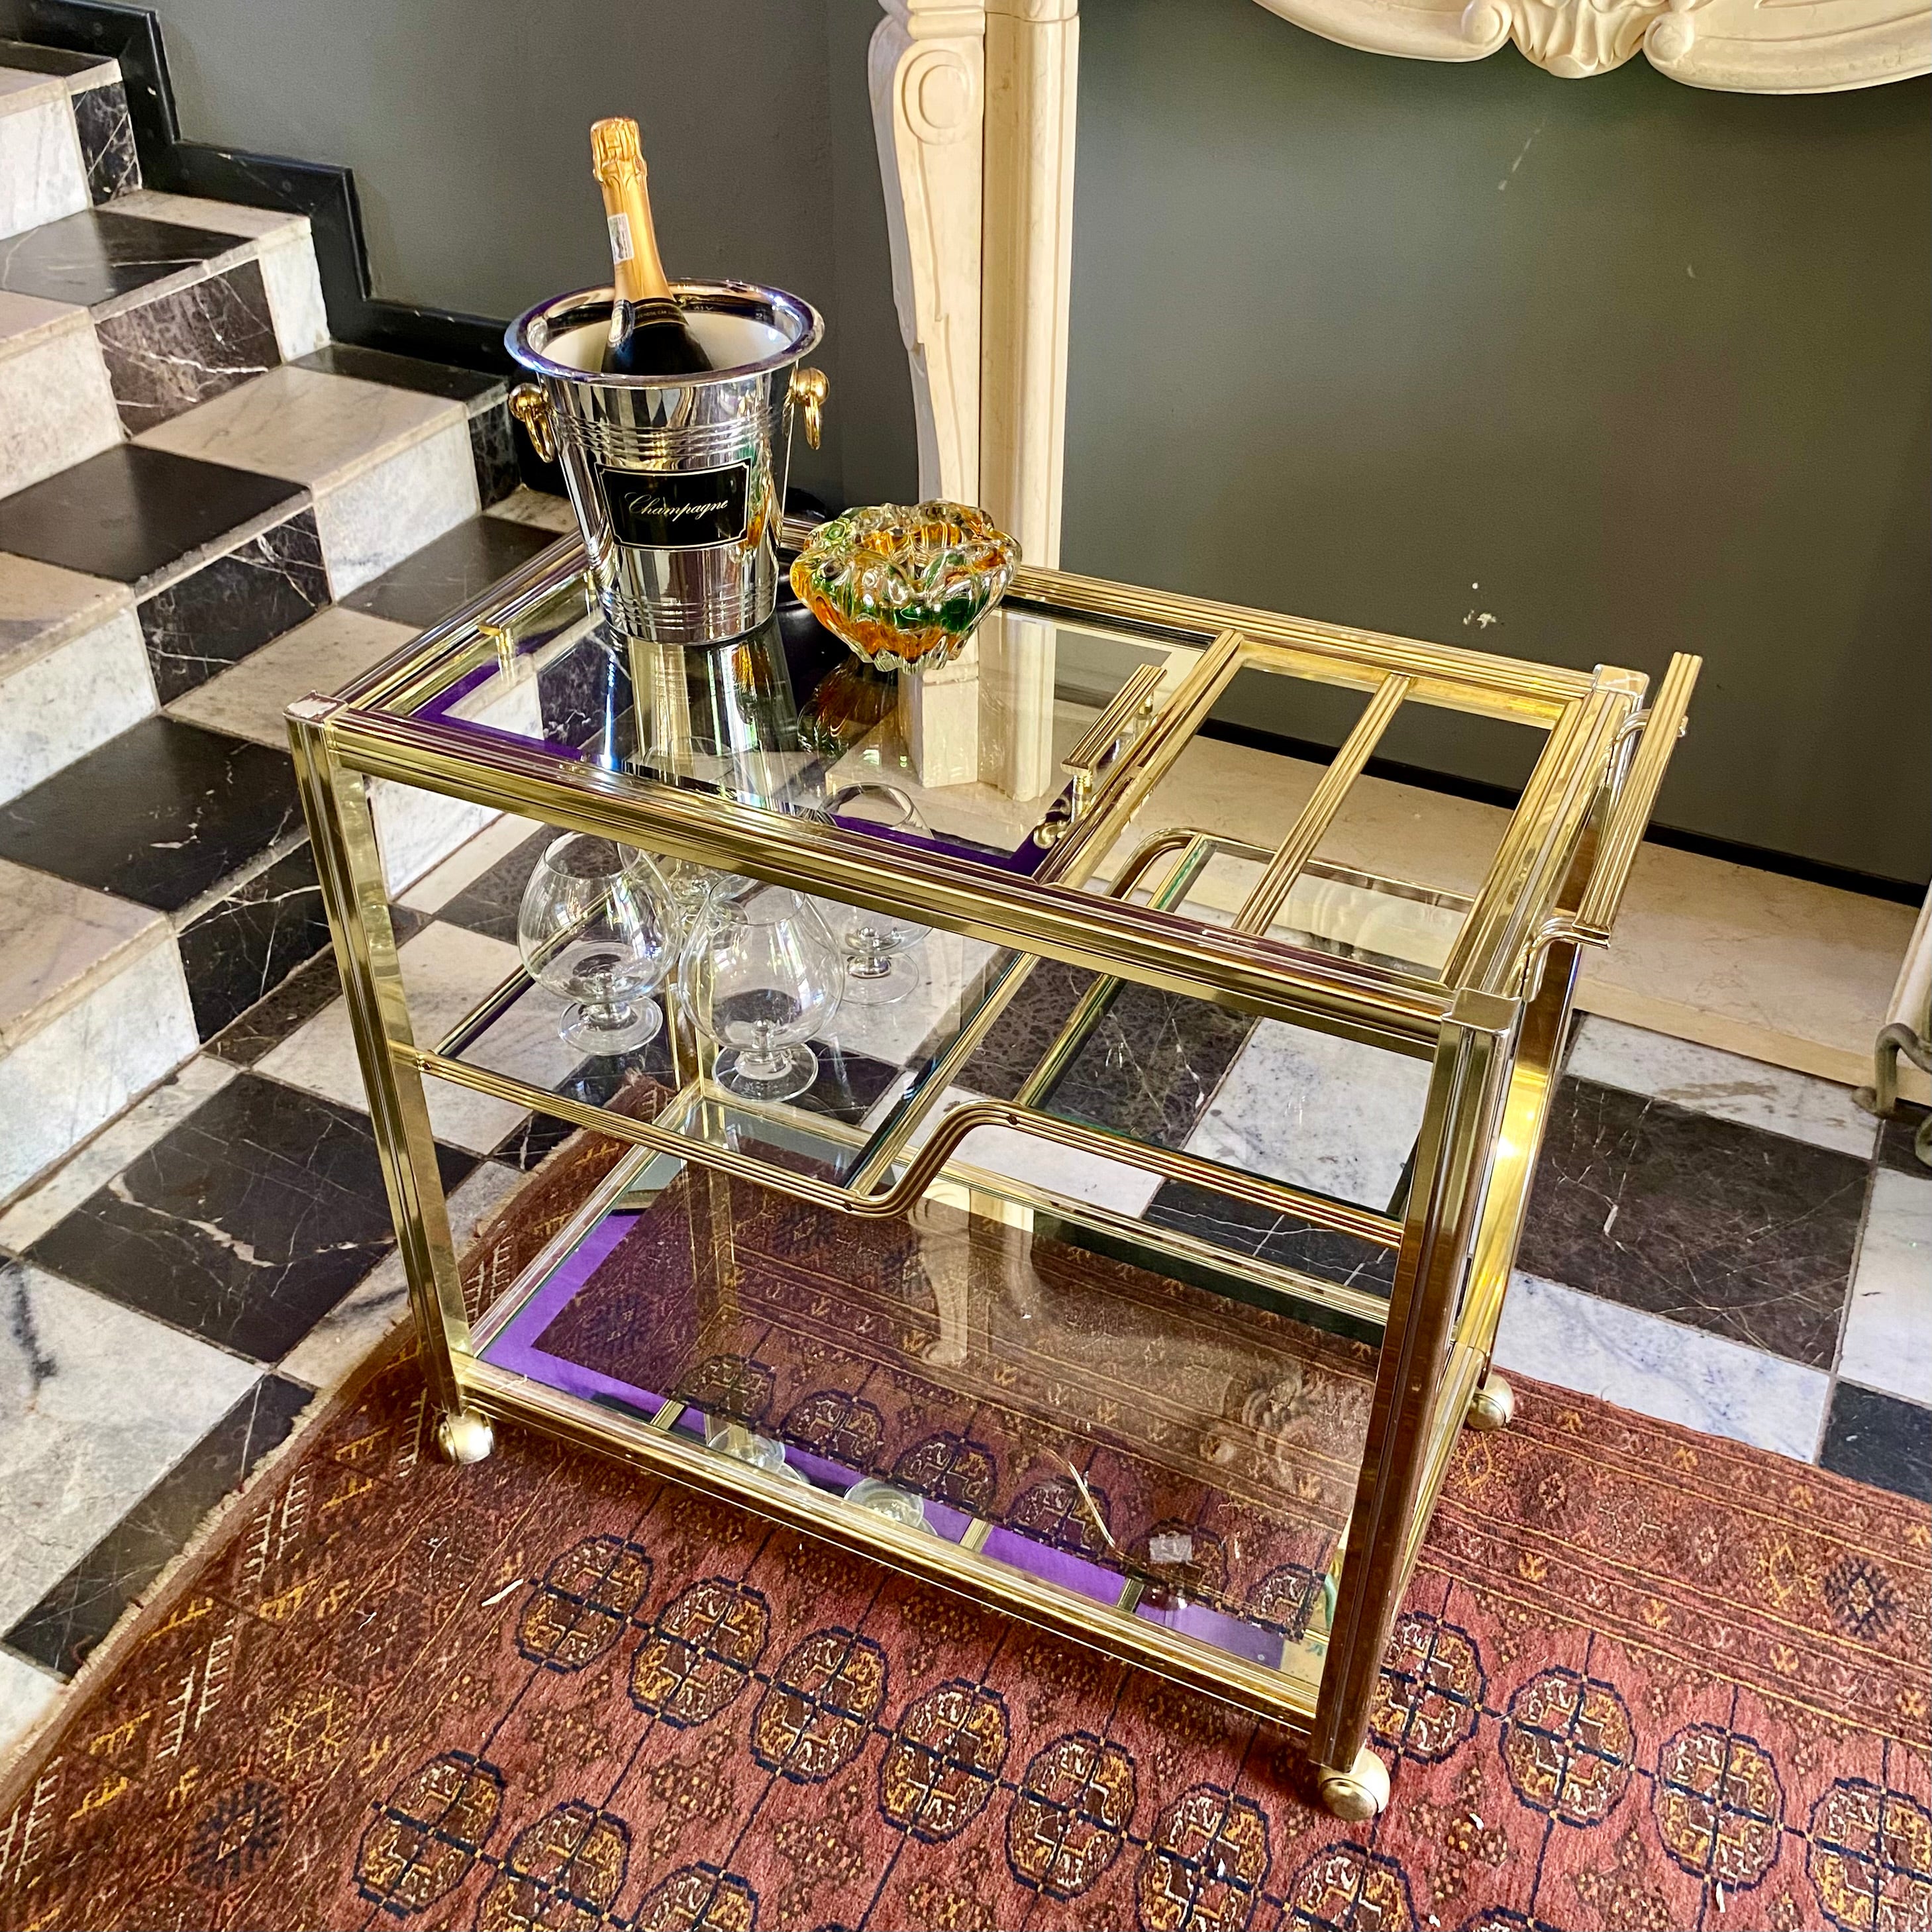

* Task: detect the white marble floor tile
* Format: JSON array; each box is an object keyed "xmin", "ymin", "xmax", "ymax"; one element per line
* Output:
[
  {"xmin": 1564, "ymin": 1015, "xmax": 1877, "ymax": 1158},
  {"xmin": 258, "ymin": 922, "xmax": 578, "ymax": 1154},
  {"xmin": 1, "ymin": 937, "xmax": 197, "ymax": 1200},
  {"xmin": 1182, "ymin": 1019, "xmax": 1431, "ymax": 1211},
  {"xmin": 0, "ymin": 291, "xmax": 121, "ymax": 497},
  {"xmin": 136, "ymin": 364, "xmax": 464, "ymax": 489},
  {"xmin": 821, "ymin": 928, "xmax": 1001, "ymax": 1070},
  {"xmin": 485, "ymin": 487, "xmax": 580, "ymax": 535},
  {"xmin": 0, "ymin": 79, "xmax": 89, "ymax": 241},
  {"xmin": 1117, "ymin": 731, "xmax": 1926, "ymax": 1106},
  {"xmin": 166, "ymin": 605, "xmax": 415, "ymax": 748},
  {"xmin": 1494, "ymin": 1270, "xmax": 1831, "ymax": 1460},
  {"xmin": 0, "ymin": 1259, "xmax": 258, "ymax": 1629},
  {"xmin": 256, "ymin": 227, "xmax": 328, "ymax": 359},
  {"xmin": 0, "ymin": 859, "xmax": 164, "ymax": 1048},
  {"xmin": 399, "ymin": 811, "xmax": 550, "ymax": 914},
  {"xmin": 1837, "ymin": 1168, "xmax": 1932, "ymax": 1407},
  {"xmin": 280, "ymin": 1160, "xmax": 526, "ymax": 1390},
  {"xmin": 0, "ymin": 1054, "xmax": 236, "ymax": 1252},
  {"xmin": 903, "ymin": 1086, "xmax": 1163, "ymax": 1219},
  {"xmin": 0, "ymin": 606, "xmax": 152, "ymax": 803},
  {"xmin": 311, "ymin": 413, "xmax": 479, "ymax": 595},
  {"xmin": 0, "ymin": 1647, "xmax": 61, "ymax": 1766},
  {"xmin": 371, "ymin": 782, "xmax": 501, "ymax": 899}
]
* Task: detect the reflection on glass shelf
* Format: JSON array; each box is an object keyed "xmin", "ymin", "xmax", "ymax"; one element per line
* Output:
[
  {"xmin": 478, "ymin": 1160, "xmax": 1364, "ymax": 1691},
  {"xmin": 391, "ymin": 575, "xmax": 1197, "ymax": 882}
]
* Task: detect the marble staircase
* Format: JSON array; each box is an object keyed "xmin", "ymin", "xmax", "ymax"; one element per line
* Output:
[{"xmin": 0, "ymin": 36, "xmax": 569, "ymax": 1200}]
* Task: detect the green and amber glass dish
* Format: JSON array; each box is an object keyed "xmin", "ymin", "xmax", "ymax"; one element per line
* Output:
[{"xmin": 789, "ymin": 501, "xmax": 1020, "ymax": 674}]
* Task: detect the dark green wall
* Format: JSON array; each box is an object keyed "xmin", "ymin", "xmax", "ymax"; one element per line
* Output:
[
  {"xmin": 142, "ymin": 0, "xmax": 919, "ymax": 511},
  {"xmin": 1061, "ymin": 0, "xmax": 1931, "ymax": 885}
]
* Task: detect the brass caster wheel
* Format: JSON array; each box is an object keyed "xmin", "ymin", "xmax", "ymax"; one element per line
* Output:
[
  {"xmin": 436, "ymin": 1409, "xmax": 495, "ymax": 1465},
  {"xmin": 1316, "ymin": 1747, "xmax": 1390, "ymax": 1821},
  {"xmin": 1466, "ymin": 1373, "xmax": 1515, "ymax": 1433}
]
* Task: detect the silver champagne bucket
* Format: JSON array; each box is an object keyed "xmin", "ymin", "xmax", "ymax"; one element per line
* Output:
[{"xmin": 505, "ymin": 281, "xmax": 826, "ymax": 644}]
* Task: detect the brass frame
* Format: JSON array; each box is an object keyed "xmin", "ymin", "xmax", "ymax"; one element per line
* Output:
[{"xmin": 290, "ymin": 529, "xmax": 1697, "ymax": 1811}]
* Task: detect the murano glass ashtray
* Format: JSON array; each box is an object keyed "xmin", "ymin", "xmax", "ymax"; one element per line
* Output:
[{"xmin": 788, "ymin": 501, "xmax": 1020, "ymax": 674}]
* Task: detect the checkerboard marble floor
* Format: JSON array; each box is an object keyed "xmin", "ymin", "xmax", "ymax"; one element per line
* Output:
[
  {"xmin": 4, "ymin": 836, "xmax": 1926, "ymax": 1756},
  {"xmin": 3, "ymin": 23, "xmax": 1925, "ymax": 1782},
  {"xmin": 0, "ymin": 25, "xmax": 579, "ymax": 1753}
]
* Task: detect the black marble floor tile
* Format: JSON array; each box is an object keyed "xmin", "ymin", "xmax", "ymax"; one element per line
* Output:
[
  {"xmin": 0, "ymin": 37, "xmax": 107, "ymax": 75},
  {"xmin": 795, "ymin": 1040, "xmax": 902, "ymax": 1127},
  {"xmin": 1877, "ymin": 1103, "xmax": 1930, "ymax": 1176},
  {"xmin": 207, "ymin": 945, "xmax": 346, "ymax": 1068},
  {"xmin": 1819, "ymin": 1382, "xmax": 1932, "ymax": 1503},
  {"xmin": 469, "ymin": 399, "xmax": 519, "ymax": 507},
  {"xmin": 490, "ymin": 1042, "xmax": 674, "ymax": 1170},
  {"xmin": 0, "ymin": 444, "xmax": 303, "ymax": 588},
  {"xmin": 435, "ymin": 828, "xmax": 554, "ymax": 942},
  {"xmin": 0, "ymin": 716, "xmax": 300, "ymax": 914},
  {"xmin": 204, "ymin": 908, "xmax": 423, "ymax": 1068},
  {"xmin": 26, "ymin": 1072, "xmax": 473, "ymax": 1362},
  {"xmin": 342, "ymin": 514, "xmax": 556, "ymax": 627},
  {"xmin": 1519, "ymin": 1076, "xmax": 1866, "ymax": 1369},
  {"xmin": 72, "ymin": 77, "xmax": 139, "ymax": 203},
  {"xmin": 0, "ymin": 209, "xmax": 238, "ymax": 309},
  {"xmin": 3, "ymin": 1375, "xmax": 311, "ymax": 1678},
  {"xmin": 95, "ymin": 258, "xmax": 278, "ymax": 434},
  {"xmin": 177, "ymin": 842, "xmax": 332, "ymax": 1041},
  {"xmin": 293, "ymin": 342, "xmax": 503, "ymax": 404},
  {"xmin": 1143, "ymin": 1179, "xmax": 1399, "ymax": 1297},
  {"xmin": 958, "ymin": 957, "xmax": 1092, "ymax": 1097},
  {"xmin": 958, "ymin": 958, "xmax": 1254, "ymax": 1148},
  {"xmin": 138, "ymin": 507, "xmax": 328, "ymax": 701},
  {"xmin": 538, "ymin": 635, "xmax": 629, "ymax": 751}
]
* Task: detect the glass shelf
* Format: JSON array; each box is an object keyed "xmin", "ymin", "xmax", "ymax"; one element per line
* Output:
[{"xmin": 472, "ymin": 1144, "xmax": 1372, "ymax": 1702}]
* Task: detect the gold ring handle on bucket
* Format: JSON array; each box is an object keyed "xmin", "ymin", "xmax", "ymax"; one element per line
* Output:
[
  {"xmin": 507, "ymin": 383, "xmax": 556, "ymax": 464},
  {"xmin": 789, "ymin": 367, "xmax": 828, "ymax": 449}
]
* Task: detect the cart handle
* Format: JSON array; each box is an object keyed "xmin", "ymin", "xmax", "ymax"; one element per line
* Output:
[{"xmin": 1566, "ymin": 652, "xmax": 1702, "ymax": 948}]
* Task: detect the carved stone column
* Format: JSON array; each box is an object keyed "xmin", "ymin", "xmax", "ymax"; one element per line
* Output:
[
  {"xmin": 981, "ymin": 0, "xmax": 1079, "ymax": 568},
  {"xmin": 870, "ymin": 0, "xmax": 987, "ymax": 505},
  {"xmin": 873, "ymin": 0, "xmax": 1079, "ymax": 788}
]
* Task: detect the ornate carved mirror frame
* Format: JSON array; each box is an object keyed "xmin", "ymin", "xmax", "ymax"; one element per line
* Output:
[{"xmin": 871, "ymin": 0, "xmax": 1929, "ymax": 565}]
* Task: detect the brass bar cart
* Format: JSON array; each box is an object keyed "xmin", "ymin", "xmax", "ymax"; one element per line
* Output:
[{"xmin": 289, "ymin": 525, "xmax": 1696, "ymax": 1819}]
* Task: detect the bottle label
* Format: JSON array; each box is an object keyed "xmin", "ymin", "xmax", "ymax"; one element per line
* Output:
[
  {"xmin": 606, "ymin": 212, "xmax": 635, "ymax": 264},
  {"xmin": 600, "ymin": 463, "xmax": 749, "ymax": 548}
]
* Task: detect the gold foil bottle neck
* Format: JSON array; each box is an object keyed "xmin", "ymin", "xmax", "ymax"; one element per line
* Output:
[{"xmin": 590, "ymin": 116, "xmax": 644, "ymax": 184}]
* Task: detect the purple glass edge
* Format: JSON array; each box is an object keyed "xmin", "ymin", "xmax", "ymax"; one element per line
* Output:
[
  {"xmin": 831, "ymin": 812, "xmax": 1052, "ymax": 879},
  {"xmin": 1137, "ymin": 1594, "xmax": 1288, "ymax": 1670},
  {"xmin": 980, "ymin": 1525, "xmax": 1123, "ymax": 1606},
  {"xmin": 482, "ymin": 1210, "xmax": 640, "ymax": 1384}
]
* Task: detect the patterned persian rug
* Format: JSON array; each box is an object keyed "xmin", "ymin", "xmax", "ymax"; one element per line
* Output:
[{"xmin": 0, "ymin": 1129, "xmax": 1925, "ymax": 1932}]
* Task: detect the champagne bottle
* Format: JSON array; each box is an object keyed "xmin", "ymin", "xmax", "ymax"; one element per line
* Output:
[{"xmin": 589, "ymin": 117, "xmax": 709, "ymax": 376}]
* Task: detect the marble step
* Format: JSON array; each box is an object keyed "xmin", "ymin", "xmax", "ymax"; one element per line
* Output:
[
  {"xmin": 0, "ymin": 42, "xmax": 136, "ymax": 242},
  {"xmin": 0, "ymin": 858, "xmax": 198, "ymax": 1202},
  {"xmin": 0, "ymin": 493, "xmax": 574, "ymax": 1197},
  {"xmin": 0, "ymin": 447, "xmax": 327, "ymax": 800},
  {"xmin": 0, "ymin": 191, "xmax": 329, "ymax": 455},
  {"xmin": 1, "ymin": 363, "xmax": 521, "ymax": 803}
]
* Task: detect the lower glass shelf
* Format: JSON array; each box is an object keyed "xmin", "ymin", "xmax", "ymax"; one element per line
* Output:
[{"xmin": 469, "ymin": 1139, "xmax": 1380, "ymax": 1704}]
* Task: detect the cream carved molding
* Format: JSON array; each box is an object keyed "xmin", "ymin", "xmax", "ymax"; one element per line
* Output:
[
  {"xmin": 871, "ymin": 0, "xmax": 1078, "ymax": 564},
  {"xmin": 1253, "ymin": 0, "xmax": 1929, "ymax": 89}
]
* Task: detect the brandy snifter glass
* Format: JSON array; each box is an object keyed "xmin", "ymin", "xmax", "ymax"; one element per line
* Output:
[
  {"xmin": 517, "ymin": 833, "xmax": 674, "ymax": 1055},
  {"xmin": 680, "ymin": 886, "xmax": 842, "ymax": 1103},
  {"xmin": 810, "ymin": 895, "xmax": 931, "ymax": 1007}
]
